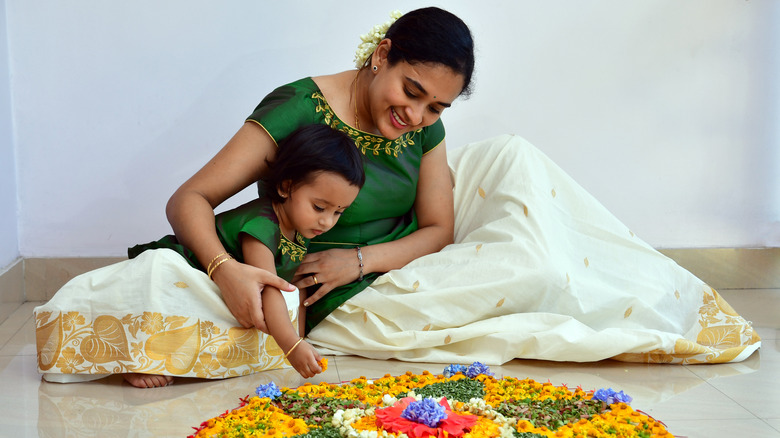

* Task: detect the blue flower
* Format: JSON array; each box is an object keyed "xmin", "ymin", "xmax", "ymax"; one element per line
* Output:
[
  {"xmin": 465, "ymin": 362, "xmax": 494, "ymax": 378},
  {"xmin": 401, "ymin": 398, "xmax": 448, "ymax": 427},
  {"xmin": 592, "ymin": 388, "xmax": 633, "ymax": 405},
  {"xmin": 442, "ymin": 364, "xmax": 468, "ymax": 378},
  {"xmin": 255, "ymin": 382, "xmax": 282, "ymax": 400}
]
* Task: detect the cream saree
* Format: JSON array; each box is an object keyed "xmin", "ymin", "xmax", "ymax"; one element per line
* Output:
[
  {"xmin": 307, "ymin": 134, "xmax": 761, "ymax": 365},
  {"xmin": 35, "ymin": 249, "xmax": 299, "ymax": 382}
]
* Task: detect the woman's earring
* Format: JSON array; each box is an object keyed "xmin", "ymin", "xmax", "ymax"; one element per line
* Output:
[{"xmin": 372, "ymin": 65, "xmax": 378, "ymax": 72}]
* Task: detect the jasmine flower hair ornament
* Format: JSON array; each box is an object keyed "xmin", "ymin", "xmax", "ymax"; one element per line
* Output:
[{"xmin": 354, "ymin": 10, "xmax": 402, "ymax": 68}]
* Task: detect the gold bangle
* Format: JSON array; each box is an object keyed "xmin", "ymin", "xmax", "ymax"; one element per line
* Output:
[
  {"xmin": 284, "ymin": 338, "xmax": 304, "ymax": 359},
  {"xmin": 207, "ymin": 254, "xmax": 233, "ymax": 279},
  {"xmin": 206, "ymin": 252, "xmax": 230, "ymax": 274}
]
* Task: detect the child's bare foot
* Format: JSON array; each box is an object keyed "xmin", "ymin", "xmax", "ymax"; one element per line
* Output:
[{"xmin": 123, "ymin": 373, "xmax": 174, "ymax": 388}]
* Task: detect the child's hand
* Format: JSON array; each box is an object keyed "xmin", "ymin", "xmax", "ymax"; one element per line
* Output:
[{"xmin": 287, "ymin": 341, "xmax": 324, "ymax": 378}]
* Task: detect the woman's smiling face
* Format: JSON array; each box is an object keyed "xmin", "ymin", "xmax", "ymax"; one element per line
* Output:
[{"xmin": 368, "ymin": 41, "xmax": 465, "ymax": 139}]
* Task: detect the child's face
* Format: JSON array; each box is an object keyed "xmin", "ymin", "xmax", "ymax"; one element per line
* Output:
[{"xmin": 280, "ymin": 171, "xmax": 360, "ymax": 239}]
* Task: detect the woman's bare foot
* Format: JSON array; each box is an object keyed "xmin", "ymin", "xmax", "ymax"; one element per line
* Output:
[{"xmin": 123, "ymin": 373, "xmax": 174, "ymax": 388}]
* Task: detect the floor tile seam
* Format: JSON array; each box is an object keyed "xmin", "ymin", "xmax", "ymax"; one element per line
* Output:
[
  {"xmin": 0, "ymin": 352, "xmax": 36, "ymax": 357},
  {"xmin": 0, "ymin": 311, "xmax": 35, "ymax": 352},
  {"xmin": 0, "ymin": 302, "xmax": 25, "ymax": 330},
  {"xmin": 763, "ymin": 418, "xmax": 780, "ymax": 434},
  {"xmin": 680, "ymin": 362, "xmax": 710, "ymax": 381},
  {"xmin": 701, "ymin": 379, "xmax": 764, "ymax": 420},
  {"xmin": 0, "ymin": 302, "xmax": 25, "ymax": 327}
]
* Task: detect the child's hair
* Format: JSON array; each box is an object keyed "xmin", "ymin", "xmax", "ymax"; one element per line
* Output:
[{"xmin": 263, "ymin": 124, "xmax": 365, "ymax": 203}]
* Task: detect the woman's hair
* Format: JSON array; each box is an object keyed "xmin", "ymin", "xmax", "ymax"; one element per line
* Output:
[
  {"xmin": 263, "ymin": 124, "xmax": 365, "ymax": 204},
  {"xmin": 379, "ymin": 7, "xmax": 475, "ymax": 97}
]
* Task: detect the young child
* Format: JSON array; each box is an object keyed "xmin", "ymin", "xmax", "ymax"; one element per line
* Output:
[
  {"xmin": 128, "ymin": 123, "xmax": 365, "ymax": 382},
  {"xmin": 37, "ymin": 124, "xmax": 364, "ymax": 388}
]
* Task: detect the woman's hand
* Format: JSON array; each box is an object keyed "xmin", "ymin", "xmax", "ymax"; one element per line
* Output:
[
  {"xmin": 212, "ymin": 259, "xmax": 294, "ymax": 332},
  {"xmin": 287, "ymin": 341, "xmax": 323, "ymax": 378},
  {"xmin": 293, "ymin": 248, "xmax": 361, "ymax": 306}
]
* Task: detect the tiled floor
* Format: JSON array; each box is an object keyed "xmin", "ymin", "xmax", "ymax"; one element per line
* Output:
[{"xmin": 0, "ymin": 249, "xmax": 778, "ymax": 437}]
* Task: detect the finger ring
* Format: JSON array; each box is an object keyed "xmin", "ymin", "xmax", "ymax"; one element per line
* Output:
[{"xmin": 312, "ymin": 275, "xmax": 318, "ymax": 285}]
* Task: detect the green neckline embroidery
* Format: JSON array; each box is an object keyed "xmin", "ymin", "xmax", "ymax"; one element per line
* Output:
[
  {"xmin": 311, "ymin": 91, "xmax": 421, "ymax": 158},
  {"xmin": 279, "ymin": 232, "xmax": 307, "ymax": 263}
]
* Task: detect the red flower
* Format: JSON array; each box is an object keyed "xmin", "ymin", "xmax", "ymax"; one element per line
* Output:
[{"xmin": 375, "ymin": 397, "xmax": 478, "ymax": 438}]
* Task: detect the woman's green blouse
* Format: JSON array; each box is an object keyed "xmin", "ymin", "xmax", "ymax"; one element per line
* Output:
[{"xmin": 246, "ymin": 77, "xmax": 446, "ymax": 331}]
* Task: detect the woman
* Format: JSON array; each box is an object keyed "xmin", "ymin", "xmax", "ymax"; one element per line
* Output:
[
  {"xmin": 35, "ymin": 7, "xmax": 474, "ymax": 387},
  {"xmin": 165, "ymin": 7, "xmax": 474, "ymax": 334}
]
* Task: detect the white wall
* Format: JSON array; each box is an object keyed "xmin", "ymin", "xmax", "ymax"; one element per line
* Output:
[
  {"xmin": 0, "ymin": 0, "xmax": 19, "ymax": 268},
  {"xmin": 5, "ymin": 0, "xmax": 779, "ymax": 257}
]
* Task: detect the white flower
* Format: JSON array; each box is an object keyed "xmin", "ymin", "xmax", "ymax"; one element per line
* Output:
[
  {"xmin": 354, "ymin": 10, "xmax": 402, "ymax": 68},
  {"xmin": 382, "ymin": 394, "xmax": 397, "ymax": 406},
  {"xmin": 333, "ymin": 410, "xmax": 344, "ymax": 426}
]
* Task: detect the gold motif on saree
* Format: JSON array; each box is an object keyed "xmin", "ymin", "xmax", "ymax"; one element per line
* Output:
[
  {"xmin": 145, "ymin": 323, "xmax": 201, "ymax": 374},
  {"xmin": 193, "ymin": 353, "xmax": 221, "ymax": 377},
  {"xmin": 80, "ymin": 315, "xmax": 131, "ymax": 364},
  {"xmin": 36, "ymin": 313, "xmax": 63, "ymax": 371},
  {"xmin": 611, "ymin": 285, "xmax": 760, "ymax": 364},
  {"xmin": 35, "ymin": 308, "xmax": 297, "ymax": 379},
  {"xmin": 280, "ymin": 232, "xmax": 307, "ymax": 262},
  {"xmin": 311, "ymin": 92, "xmax": 421, "ymax": 157},
  {"xmin": 216, "ymin": 327, "xmax": 260, "ymax": 369},
  {"xmin": 264, "ymin": 334, "xmax": 284, "ymax": 357}
]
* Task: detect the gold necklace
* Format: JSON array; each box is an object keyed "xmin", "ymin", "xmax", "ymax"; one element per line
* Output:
[{"xmin": 353, "ymin": 70, "xmax": 361, "ymax": 131}]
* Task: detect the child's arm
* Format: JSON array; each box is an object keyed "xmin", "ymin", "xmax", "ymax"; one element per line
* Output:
[{"xmin": 241, "ymin": 234, "xmax": 323, "ymax": 378}]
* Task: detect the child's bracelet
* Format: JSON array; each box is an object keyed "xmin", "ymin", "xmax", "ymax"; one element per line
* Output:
[
  {"xmin": 355, "ymin": 247, "xmax": 364, "ymax": 281},
  {"xmin": 284, "ymin": 338, "xmax": 304, "ymax": 359},
  {"xmin": 207, "ymin": 254, "xmax": 234, "ymax": 280}
]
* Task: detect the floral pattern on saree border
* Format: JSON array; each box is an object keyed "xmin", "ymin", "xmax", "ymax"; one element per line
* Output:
[{"xmin": 35, "ymin": 307, "xmax": 298, "ymax": 379}]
